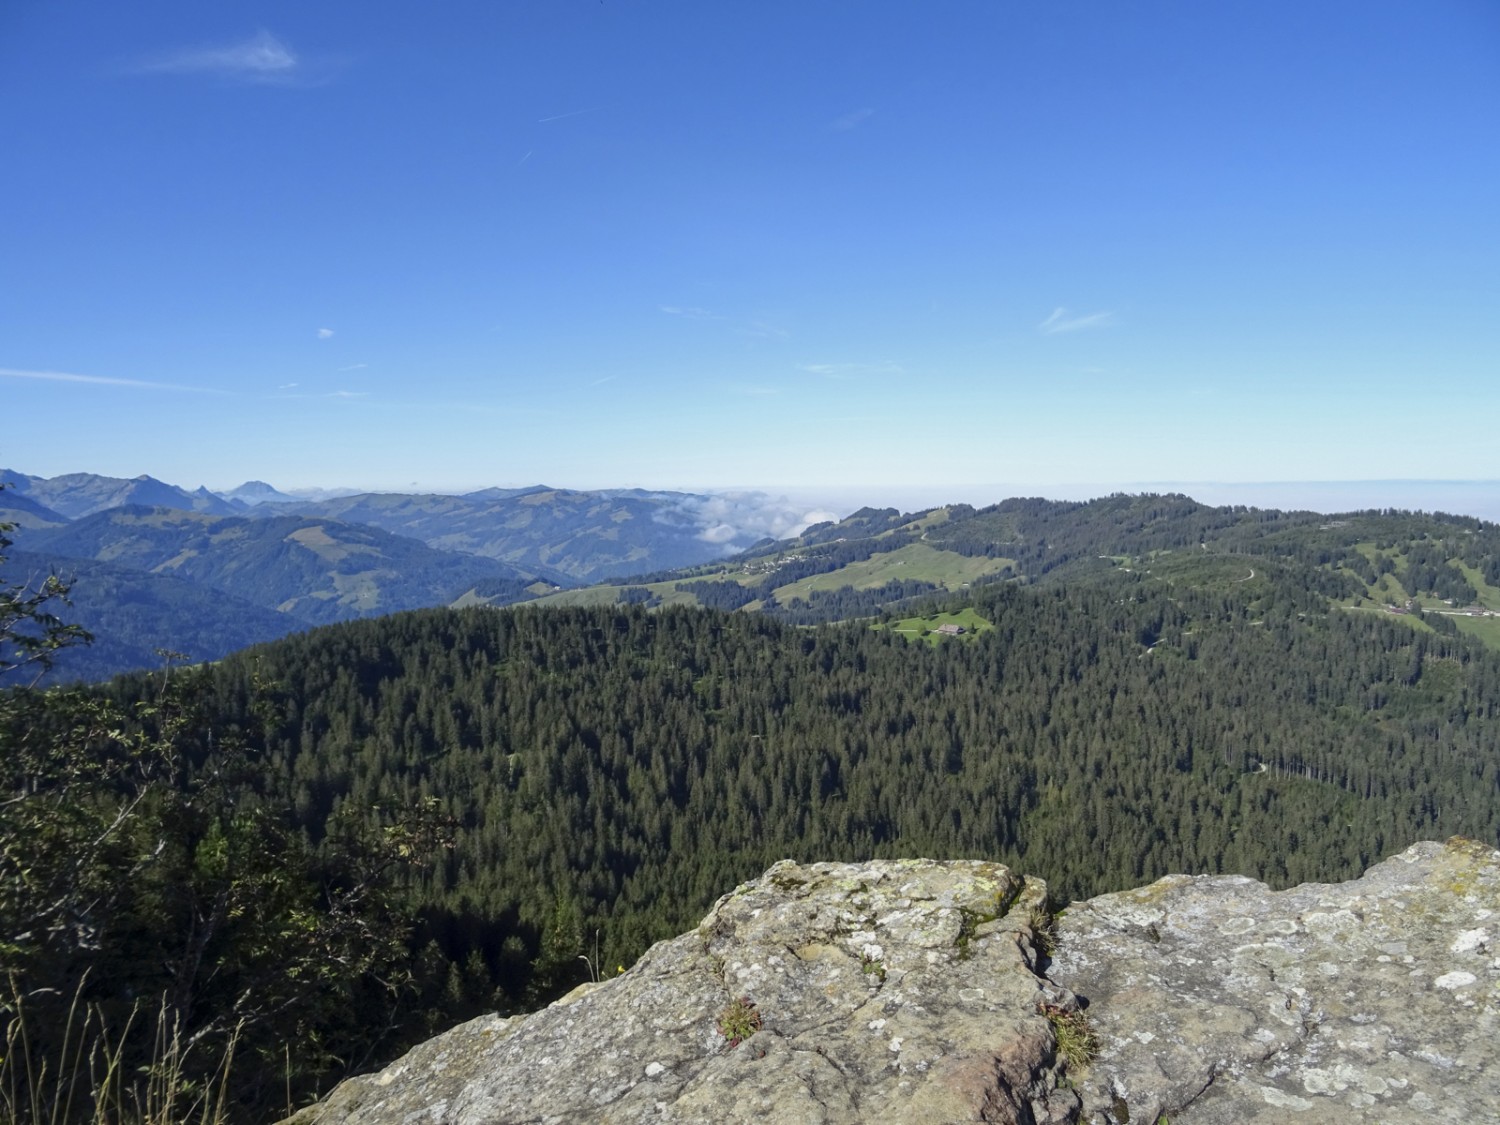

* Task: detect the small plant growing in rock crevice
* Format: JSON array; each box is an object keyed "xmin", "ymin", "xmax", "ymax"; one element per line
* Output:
[
  {"xmin": 716, "ymin": 996, "xmax": 761, "ymax": 1047},
  {"xmin": 1028, "ymin": 902, "xmax": 1059, "ymax": 958},
  {"xmin": 1040, "ymin": 1002, "xmax": 1099, "ymax": 1070}
]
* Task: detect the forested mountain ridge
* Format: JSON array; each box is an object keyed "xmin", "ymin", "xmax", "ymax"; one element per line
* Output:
[
  {"xmin": 538, "ymin": 493, "xmax": 1500, "ymax": 649},
  {"xmin": 0, "ymin": 547, "xmax": 295, "ymax": 683},
  {"xmin": 17, "ymin": 469, "xmax": 1500, "ymax": 685},
  {"xmin": 172, "ymin": 569, "xmax": 1500, "ymax": 1030}
]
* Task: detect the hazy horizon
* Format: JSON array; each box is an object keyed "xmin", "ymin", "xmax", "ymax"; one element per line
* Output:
[{"xmin": 11, "ymin": 461, "xmax": 1500, "ymax": 526}]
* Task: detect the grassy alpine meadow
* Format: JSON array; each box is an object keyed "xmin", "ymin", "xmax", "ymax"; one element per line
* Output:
[
  {"xmin": 767, "ymin": 543, "xmax": 1013, "ymax": 602},
  {"xmin": 879, "ymin": 605, "xmax": 994, "ymax": 644},
  {"xmin": 1451, "ymin": 613, "xmax": 1500, "ymax": 649},
  {"xmin": 1453, "ymin": 561, "xmax": 1500, "ymax": 610}
]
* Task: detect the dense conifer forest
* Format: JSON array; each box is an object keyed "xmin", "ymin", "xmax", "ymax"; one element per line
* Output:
[
  {"xmin": 206, "ymin": 579, "xmax": 1497, "ymax": 977},
  {"xmin": 6, "ymin": 506, "xmax": 1500, "ymax": 1118}
]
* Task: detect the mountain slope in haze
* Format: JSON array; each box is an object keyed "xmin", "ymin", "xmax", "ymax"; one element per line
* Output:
[
  {"xmin": 0, "ymin": 548, "xmax": 299, "ymax": 684},
  {"xmin": 273, "ymin": 487, "xmax": 760, "ymax": 581},
  {"xmin": 8, "ymin": 469, "xmax": 827, "ymax": 585},
  {"xmin": 16, "ymin": 506, "xmax": 544, "ymax": 627},
  {"xmin": 0, "ymin": 489, "xmax": 70, "ymax": 530},
  {"xmin": 0, "ymin": 468, "xmax": 240, "ymax": 518}
]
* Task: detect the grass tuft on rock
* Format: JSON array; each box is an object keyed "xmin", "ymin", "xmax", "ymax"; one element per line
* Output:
[{"xmin": 1040, "ymin": 1002, "xmax": 1099, "ymax": 1070}]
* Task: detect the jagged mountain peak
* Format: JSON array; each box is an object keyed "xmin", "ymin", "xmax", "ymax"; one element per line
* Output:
[{"xmin": 220, "ymin": 479, "xmax": 299, "ymax": 505}]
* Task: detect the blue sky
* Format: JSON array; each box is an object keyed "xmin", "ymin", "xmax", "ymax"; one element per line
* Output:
[{"xmin": 3, "ymin": 1, "xmax": 1498, "ymax": 514}]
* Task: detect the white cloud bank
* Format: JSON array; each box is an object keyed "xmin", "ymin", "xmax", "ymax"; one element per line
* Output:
[{"xmin": 662, "ymin": 492, "xmax": 841, "ymax": 550}]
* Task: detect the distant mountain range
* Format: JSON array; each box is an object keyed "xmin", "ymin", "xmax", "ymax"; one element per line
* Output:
[
  {"xmin": 0, "ymin": 469, "xmax": 241, "ymax": 519},
  {"xmin": 0, "ymin": 468, "xmax": 830, "ymax": 682},
  {"xmin": 18, "ymin": 469, "xmax": 1499, "ymax": 687},
  {"xmin": 0, "ymin": 470, "xmax": 799, "ymax": 579},
  {"xmin": 262, "ymin": 487, "xmax": 754, "ymax": 580}
]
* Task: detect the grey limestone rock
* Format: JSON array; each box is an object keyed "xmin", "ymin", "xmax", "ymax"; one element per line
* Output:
[
  {"xmin": 288, "ymin": 858, "xmax": 1078, "ymax": 1124},
  {"xmin": 289, "ymin": 840, "xmax": 1500, "ymax": 1124},
  {"xmin": 1048, "ymin": 837, "xmax": 1500, "ymax": 1123}
]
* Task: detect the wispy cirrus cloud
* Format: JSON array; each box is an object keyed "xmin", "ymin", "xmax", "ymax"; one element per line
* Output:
[
  {"xmin": 0, "ymin": 367, "xmax": 226, "ymax": 394},
  {"xmin": 739, "ymin": 321, "xmax": 790, "ymax": 341},
  {"xmin": 137, "ymin": 30, "xmax": 310, "ymax": 85},
  {"xmin": 272, "ymin": 386, "xmax": 368, "ymax": 400},
  {"xmin": 660, "ymin": 305, "xmax": 789, "ymax": 340},
  {"xmin": 538, "ymin": 107, "xmax": 602, "ymax": 124},
  {"xmin": 317, "ymin": 327, "xmax": 335, "ymax": 339},
  {"xmin": 799, "ymin": 361, "xmax": 902, "ymax": 379},
  {"xmin": 336, "ymin": 363, "xmax": 366, "ymax": 373},
  {"xmin": 1039, "ymin": 308, "xmax": 1116, "ymax": 335},
  {"xmin": 831, "ymin": 107, "xmax": 875, "ymax": 131},
  {"xmin": 659, "ymin": 305, "xmax": 721, "ymax": 320}
]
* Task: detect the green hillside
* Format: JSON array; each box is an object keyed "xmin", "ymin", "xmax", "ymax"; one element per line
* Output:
[
  {"xmin": 531, "ymin": 494, "xmax": 1500, "ymax": 647},
  {"xmin": 764, "ymin": 541, "xmax": 1011, "ymax": 597}
]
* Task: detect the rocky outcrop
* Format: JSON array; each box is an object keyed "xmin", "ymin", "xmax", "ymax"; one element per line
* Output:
[
  {"xmin": 290, "ymin": 858, "xmax": 1078, "ymax": 1124},
  {"xmin": 289, "ymin": 840, "xmax": 1500, "ymax": 1124},
  {"xmin": 1050, "ymin": 837, "xmax": 1500, "ymax": 1123}
]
